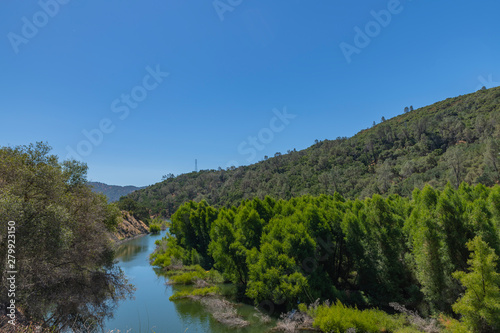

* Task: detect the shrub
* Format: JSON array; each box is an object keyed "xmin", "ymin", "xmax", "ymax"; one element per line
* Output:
[
  {"xmin": 438, "ymin": 314, "xmax": 469, "ymax": 333},
  {"xmin": 149, "ymin": 223, "xmax": 161, "ymax": 233},
  {"xmin": 206, "ymin": 269, "xmax": 225, "ymax": 284},
  {"xmin": 169, "ymin": 286, "xmax": 218, "ymax": 301},
  {"xmin": 168, "ymin": 265, "xmax": 208, "ymax": 284},
  {"xmin": 149, "ymin": 234, "xmax": 186, "ymax": 268},
  {"xmin": 310, "ymin": 301, "xmax": 406, "ymax": 333}
]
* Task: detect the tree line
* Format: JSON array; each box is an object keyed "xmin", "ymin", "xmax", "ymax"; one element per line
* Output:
[
  {"xmin": 120, "ymin": 87, "xmax": 500, "ymax": 219},
  {"xmin": 152, "ymin": 183, "xmax": 500, "ymax": 332}
]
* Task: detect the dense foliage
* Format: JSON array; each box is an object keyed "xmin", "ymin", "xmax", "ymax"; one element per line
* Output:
[
  {"xmin": 302, "ymin": 301, "xmax": 410, "ymax": 333},
  {"xmin": 0, "ymin": 143, "xmax": 133, "ymax": 331},
  {"xmin": 121, "ymin": 87, "xmax": 500, "ymax": 218},
  {"xmin": 151, "ymin": 183, "xmax": 500, "ymax": 331},
  {"xmin": 451, "ymin": 236, "xmax": 500, "ymax": 332}
]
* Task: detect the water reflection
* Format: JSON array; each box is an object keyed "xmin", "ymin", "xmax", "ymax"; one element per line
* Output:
[
  {"xmin": 169, "ymin": 284, "xmax": 277, "ymax": 333},
  {"xmin": 114, "ymin": 242, "xmax": 148, "ymax": 262},
  {"xmin": 105, "ymin": 230, "xmax": 279, "ymax": 333}
]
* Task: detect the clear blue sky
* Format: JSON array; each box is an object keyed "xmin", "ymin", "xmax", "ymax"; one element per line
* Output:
[{"xmin": 1, "ymin": 0, "xmax": 499, "ymax": 186}]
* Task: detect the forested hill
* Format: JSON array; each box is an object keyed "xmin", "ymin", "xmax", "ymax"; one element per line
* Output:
[
  {"xmin": 120, "ymin": 87, "xmax": 500, "ymax": 218},
  {"xmin": 88, "ymin": 182, "xmax": 143, "ymax": 202}
]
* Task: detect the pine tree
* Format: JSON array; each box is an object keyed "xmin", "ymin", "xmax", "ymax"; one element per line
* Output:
[{"xmin": 452, "ymin": 236, "xmax": 500, "ymax": 332}]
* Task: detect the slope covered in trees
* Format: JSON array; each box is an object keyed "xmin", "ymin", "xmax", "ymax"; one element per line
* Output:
[
  {"xmin": 88, "ymin": 182, "xmax": 143, "ymax": 202},
  {"xmin": 151, "ymin": 183, "xmax": 500, "ymax": 332},
  {"xmin": 120, "ymin": 87, "xmax": 500, "ymax": 217}
]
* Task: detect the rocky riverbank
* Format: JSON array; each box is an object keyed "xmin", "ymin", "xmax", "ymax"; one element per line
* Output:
[{"xmin": 109, "ymin": 211, "xmax": 149, "ymax": 243}]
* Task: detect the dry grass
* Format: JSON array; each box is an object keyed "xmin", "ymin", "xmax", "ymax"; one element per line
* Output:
[
  {"xmin": 275, "ymin": 310, "xmax": 314, "ymax": 332},
  {"xmin": 194, "ymin": 278, "xmax": 210, "ymax": 288},
  {"xmin": 253, "ymin": 308, "xmax": 272, "ymax": 324},
  {"xmin": 389, "ymin": 302, "xmax": 440, "ymax": 333},
  {"xmin": 200, "ymin": 297, "xmax": 250, "ymax": 328},
  {"xmin": 167, "ymin": 257, "xmax": 184, "ymax": 271}
]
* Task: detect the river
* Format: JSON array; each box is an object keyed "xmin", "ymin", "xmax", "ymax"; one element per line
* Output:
[{"xmin": 103, "ymin": 230, "xmax": 278, "ymax": 333}]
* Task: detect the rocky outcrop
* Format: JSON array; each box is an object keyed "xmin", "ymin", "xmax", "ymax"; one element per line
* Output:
[{"xmin": 110, "ymin": 211, "xmax": 149, "ymax": 242}]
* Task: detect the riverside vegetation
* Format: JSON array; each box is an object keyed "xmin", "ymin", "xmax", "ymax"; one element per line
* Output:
[
  {"xmin": 151, "ymin": 185, "xmax": 500, "ymax": 332},
  {"xmin": 148, "ymin": 217, "xmax": 170, "ymax": 234},
  {"xmin": 0, "ymin": 143, "xmax": 133, "ymax": 332},
  {"xmin": 143, "ymin": 87, "xmax": 500, "ymax": 333}
]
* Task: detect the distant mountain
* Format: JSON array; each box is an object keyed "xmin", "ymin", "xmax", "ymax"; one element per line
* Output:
[
  {"xmin": 88, "ymin": 182, "xmax": 143, "ymax": 202},
  {"xmin": 120, "ymin": 87, "xmax": 500, "ymax": 217}
]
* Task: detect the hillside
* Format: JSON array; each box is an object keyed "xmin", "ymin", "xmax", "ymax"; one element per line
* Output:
[
  {"xmin": 89, "ymin": 181, "xmax": 143, "ymax": 202},
  {"xmin": 120, "ymin": 87, "xmax": 500, "ymax": 217}
]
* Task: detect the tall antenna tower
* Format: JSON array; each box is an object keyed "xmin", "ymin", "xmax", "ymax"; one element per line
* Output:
[{"xmin": 195, "ymin": 159, "xmax": 198, "ymax": 172}]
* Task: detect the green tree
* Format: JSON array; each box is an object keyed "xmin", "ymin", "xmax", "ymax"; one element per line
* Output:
[
  {"xmin": 170, "ymin": 200, "xmax": 217, "ymax": 267},
  {"xmin": 436, "ymin": 184, "xmax": 470, "ymax": 271},
  {"xmin": 405, "ymin": 186, "xmax": 454, "ymax": 312},
  {"xmin": 445, "ymin": 146, "xmax": 466, "ymax": 189},
  {"xmin": 208, "ymin": 209, "xmax": 249, "ymax": 284},
  {"xmin": 0, "ymin": 143, "xmax": 133, "ymax": 331},
  {"xmin": 484, "ymin": 139, "xmax": 500, "ymax": 183},
  {"xmin": 247, "ymin": 217, "xmax": 313, "ymax": 308},
  {"xmin": 452, "ymin": 236, "xmax": 500, "ymax": 332},
  {"xmin": 363, "ymin": 195, "xmax": 407, "ymax": 303},
  {"xmin": 234, "ymin": 206, "xmax": 264, "ymax": 250}
]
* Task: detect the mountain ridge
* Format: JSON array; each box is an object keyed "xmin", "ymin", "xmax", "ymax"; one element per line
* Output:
[
  {"xmin": 119, "ymin": 86, "xmax": 500, "ymax": 217},
  {"xmin": 88, "ymin": 181, "xmax": 144, "ymax": 202}
]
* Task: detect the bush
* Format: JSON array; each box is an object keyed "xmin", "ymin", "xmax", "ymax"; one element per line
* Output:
[
  {"xmin": 149, "ymin": 223, "xmax": 161, "ymax": 233},
  {"xmin": 150, "ymin": 234, "xmax": 186, "ymax": 268},
  {"xmin": 168, "ymin": 265, "xmax": 208, "ymax": 284},
  {"xmin": 169, "ymin": 286, "xmax": 218, "ymax": 301},
  {"xmin": 206, "ymin": 269, "xmax": 225, "ymax": 284},
  {"xmin": 310, "ymin": 301, "xmax": 407, "ymax": 333},
  {"xmin": 438, "ymin": 314, "xmax": 469, "ymax": 333}
]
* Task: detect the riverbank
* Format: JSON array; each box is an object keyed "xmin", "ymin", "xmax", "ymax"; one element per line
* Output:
[
  {"xmin": 105, "ymin": 230, "xmax": 286, "ymax": 332},
  {"xmin": 109, "ymin": 211, "xmax": 150, "ymax": 244}
]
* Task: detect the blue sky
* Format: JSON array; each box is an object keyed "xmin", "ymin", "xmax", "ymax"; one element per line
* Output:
[{"xmin": 1, "ymin": 0, "xmax": 499, "ymax": 186}]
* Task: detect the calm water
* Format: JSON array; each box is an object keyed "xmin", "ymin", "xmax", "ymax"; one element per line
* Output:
[{"xmin": 103, "ymin": 230, "xmax": 277, "ymax": 333}]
